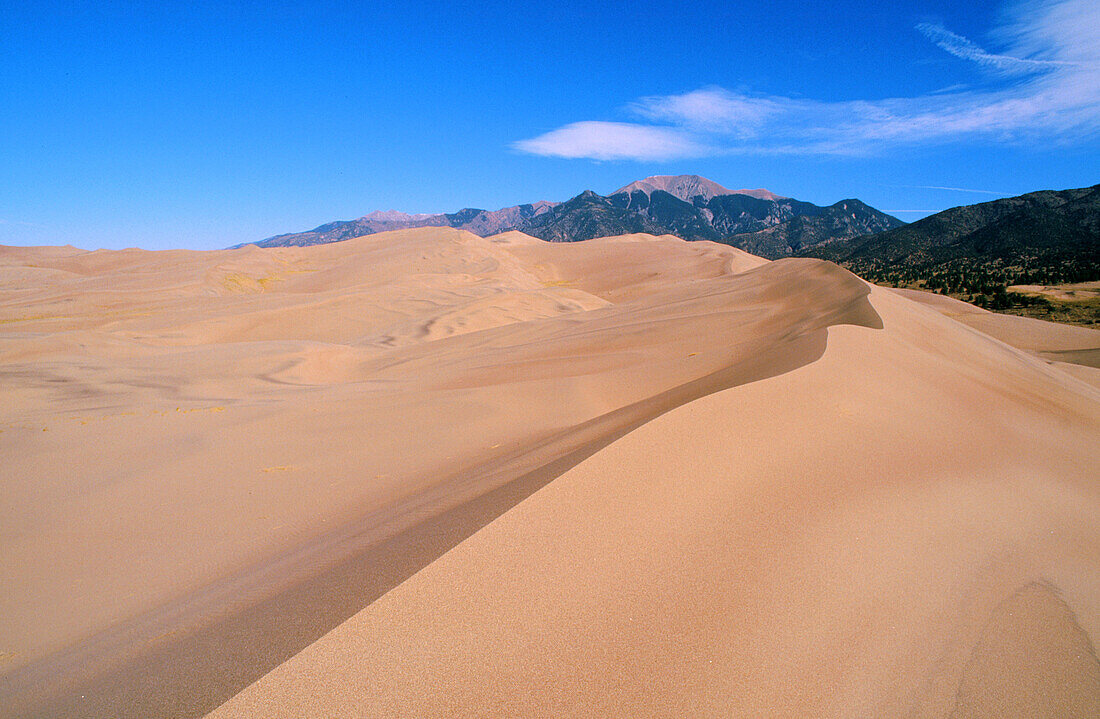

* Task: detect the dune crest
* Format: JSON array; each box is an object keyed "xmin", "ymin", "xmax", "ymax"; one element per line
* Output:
[
  {"xmin": 204, "ymin": 283, "xmax": 1100, "ymax": 719},
  {"xmin": 1, "ymin": 227, "xmax": 1097, "ymax": 718}
]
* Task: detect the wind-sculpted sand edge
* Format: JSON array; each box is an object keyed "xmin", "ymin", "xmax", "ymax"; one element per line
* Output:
[{"xmin": 1, "ymin": 233, "xmax": 880, "ymax": 718}]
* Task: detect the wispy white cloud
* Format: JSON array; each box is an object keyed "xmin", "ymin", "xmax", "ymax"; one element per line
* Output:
[
  {"xmin": 511, "ymin": 121, "xmax": 709, "ymax": 161},
  {"xmin": 629, "ymin": 88, "xmax": 785, "ymax": 136},
  {"xmin": 513, "ymin": 0, "xmax": 1100, "ymax": 160}
]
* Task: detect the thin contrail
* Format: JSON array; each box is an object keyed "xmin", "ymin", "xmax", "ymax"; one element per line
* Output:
[{"xmin": 893, "ymin": 185, "xmax": 1011, "ymax": 196}]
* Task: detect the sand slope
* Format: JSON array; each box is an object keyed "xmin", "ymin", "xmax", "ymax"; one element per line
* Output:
[
  {"xmin": 895, "ymin": 287, "xmax": 1100, "ymax": 368},
  {"xmin": 1, "ymin": 229, "xmax": 1097, "ymax": 718},
  {"xmin": 208, "ymin": 285, "xmax": 1100, "ymax": 718}
]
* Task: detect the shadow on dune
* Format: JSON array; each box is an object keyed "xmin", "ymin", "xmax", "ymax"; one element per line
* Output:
[{"xmin": 2, "ymin": 261, "xmax": 882, "ymax": 719}]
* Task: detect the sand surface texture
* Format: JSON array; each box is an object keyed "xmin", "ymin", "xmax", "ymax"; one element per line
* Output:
[{"xmin": 2, "ymin": 228, "xmax": 1098, "ymax": 718}]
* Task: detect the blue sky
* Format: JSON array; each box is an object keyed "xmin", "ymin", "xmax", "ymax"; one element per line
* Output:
[{"xmin": 2, "ymin": 0, "xmax": 1098, "ymax": 250}]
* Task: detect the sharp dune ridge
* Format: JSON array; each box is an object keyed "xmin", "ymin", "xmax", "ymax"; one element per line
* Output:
[{"xmin": 0, "ymin": 227, "xmax": 1098, "ymax": 718}]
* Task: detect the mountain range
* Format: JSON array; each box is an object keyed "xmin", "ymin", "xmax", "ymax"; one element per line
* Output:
[
  {"xmin": 244, "ymin": 176, "xmax": 1099, "ymax": 313},
  {"xmin": 253, "ymin": 201, "xmax": 559, "ymax": 248},
  {"xmin": 246, "ymin": 175, "xmax": 904, "ymax": 257}
]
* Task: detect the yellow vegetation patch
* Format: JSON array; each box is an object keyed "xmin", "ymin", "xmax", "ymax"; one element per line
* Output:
[
  {"xmin": 0, "ymin": 307, "xmax": 151, "ymax": 325},
  {"xmin": 0, "ymin": 314, "xmax": 67, "ymax": 324},
  {"xmin": 220, "ymin": 272, "xmax": 284, "ymax": 293},
  {"xmin": 220, "ymin": 272, "xmax": 259, "ymax": 293}
]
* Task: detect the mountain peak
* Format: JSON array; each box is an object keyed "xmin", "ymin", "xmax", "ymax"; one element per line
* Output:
[
  {"xmin": 614, "ymin": 175, "xmax": 786, "ymax": 203},
  {"xmin": 359, "ymin": 210, "xmax": 439, "ymax": 222}
]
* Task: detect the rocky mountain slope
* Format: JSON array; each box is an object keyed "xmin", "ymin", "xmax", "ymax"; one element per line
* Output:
[
  {"xmin": 726, "ymin": 199, "xmax": 907, "ymax": 258},
  {"xmin": 802, "ymin": 184, "xmax": 1100, "ymax": 289}
]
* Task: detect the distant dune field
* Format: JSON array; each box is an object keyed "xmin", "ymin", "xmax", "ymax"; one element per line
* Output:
[{"xmin": 1, "ymin": 228, "xmax": 1098, "ymax": 718}]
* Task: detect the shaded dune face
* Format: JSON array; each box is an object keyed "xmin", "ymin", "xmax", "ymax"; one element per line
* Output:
[{"xmin": 1, "ymin": 228, "xmax": 1098, "ymax": 718}]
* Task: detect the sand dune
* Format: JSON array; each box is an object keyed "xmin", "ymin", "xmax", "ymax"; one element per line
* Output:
[
  {"xmin": 1, "ymin": 228, "xmax": 1097, "ymax": 718},
  {"xmin": 894, "ymin": 287, "xmax": 1100, "ymax": 367}
]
